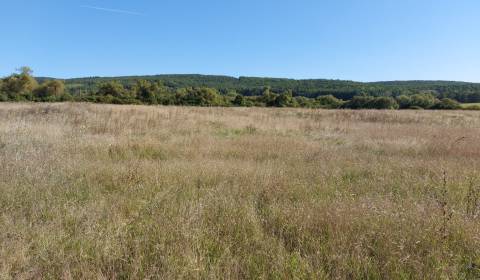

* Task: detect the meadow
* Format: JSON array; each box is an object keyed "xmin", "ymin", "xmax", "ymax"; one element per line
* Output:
[
  {"xmin": 461, "ymin": 103, "xmax": 480, "ymax": 110},
  {"xmin": 0, "ymin": 103, "xmax": 479, "ymax": 279}
]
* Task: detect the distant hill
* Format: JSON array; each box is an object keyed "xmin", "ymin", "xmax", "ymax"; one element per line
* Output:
[{"xmin": 36, "ymin": 75, "xmax": 480, "ymax": 103}]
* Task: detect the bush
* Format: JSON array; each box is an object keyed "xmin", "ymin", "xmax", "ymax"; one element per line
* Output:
[
  {"xmin": 371, "ymin": 96, "xmax": 399, "ymax": 109},
  {"xmin": 316, "ymin": 95, "xmax": 344, "ymax": 109},
  {"xmin": 396, "ymin": 95, "xmax": 413, "ymax": 109},
  {"xmin": 233, "ymin": 94, "xmax": 247, "ymax": 106},
  {"xmin": 343, "ymin": 96, "xmax": 375, "ymax": 109},
  {"xmin": 273, "ymin": 91, "xmax": 297, "ymax": 107},
  {"xmin": 409, "ymin": 93, "xmax": 438, "ymax": 109},
  {"xmin": 294, "ymin": 96, "xmax": 315, "ymax": 108},
  {"xmin": 133, "ymin": 80, "xmax": 159, "ymax": 104},
  {"xmin": 176, "ymin": 87, "xmax": 225, "ymax": 106},
  {"xmin": 432, "ymin": 98, "xmax": 461, "ymax": 110},
  {"xmin": 97, "ymin": 82, "xmax": 128, "ymax": 98},
  {"xmin": 34, "ymin": 80, "xmax": 65, "ymax": 101},
  {"xmin": 343, "ymin": 96, "xmax": 399, "ymax": 109}
]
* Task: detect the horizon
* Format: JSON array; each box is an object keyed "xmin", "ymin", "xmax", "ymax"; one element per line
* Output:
[
  {"xmin": 28, "ymin": 72, "xmax": 480, "ymax": 84},
  {"xmin": 1, "ymin": 0, "xmax": 480, "ymax": 82}
]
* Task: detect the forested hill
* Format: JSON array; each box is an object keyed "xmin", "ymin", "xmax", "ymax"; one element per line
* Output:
[{"xmin": 57, "ymin": 75, "xmax": 480, "ymax": 103}]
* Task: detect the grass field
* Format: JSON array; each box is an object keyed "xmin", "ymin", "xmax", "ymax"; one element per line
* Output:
[
  {"xmin": 461, "ymin": 103, "xmax": 480, "ymax": 109},
  {"xmin": 1, "ymin": 103, "xmax": 479, "ymax": 279}
]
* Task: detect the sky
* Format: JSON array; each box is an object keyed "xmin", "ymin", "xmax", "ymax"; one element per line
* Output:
[{"xmin": 1, "ymin": 0, "xmax": 479, "ymax": 82}]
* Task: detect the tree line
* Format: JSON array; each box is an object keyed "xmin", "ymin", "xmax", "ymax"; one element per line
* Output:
[{"xmin": 1, "ymin": 67, "xmax": 478, "ymax": 110}]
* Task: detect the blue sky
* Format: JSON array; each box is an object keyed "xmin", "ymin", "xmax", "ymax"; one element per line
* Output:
[{"xmin": 1, "ymin": 0, "xmax": 479, "ymax": 81}]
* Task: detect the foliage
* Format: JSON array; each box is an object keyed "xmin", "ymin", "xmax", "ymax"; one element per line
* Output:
[
  {"xmin": 34, "ymin": 80, "xmax": 66, "ymax": 101},
  {"xmin": 315, "ymin": 95, "xmax": 344, "ymax": 109},
  {"xmin": 1, "ymin": 67, "xmax": 478, "ymax": 109},
  {"xmin": 343, "ymin": 96, "xmax": 400, "ymax": 110},
  {"xmin": 175, "ymin": 87, "xmax": 226, "ymax": 106},
  {"xmin": 432, "ymin": 98, "xmax": 461, "ymax": 110},
  {"xmin": 62, "ymin": 74, "xmax": 480, "ymax": 103}
]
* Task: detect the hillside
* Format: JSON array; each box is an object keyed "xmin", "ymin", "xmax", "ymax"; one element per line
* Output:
[{"xmin": 53, "ymin": 75, "xmax": 480, "ymax": 103}]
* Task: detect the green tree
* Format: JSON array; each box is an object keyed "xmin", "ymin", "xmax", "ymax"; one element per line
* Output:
[
  {"xmin": 133, "ymin": 80, "xmax": 157, "ymax": 104},
  {"xmin": 34, "ymin": 80, "xmax": 65, "ymax": 100},
  {"xmin": 316, "ymin": 95, "xmax": 344, "ymax": 109},
  {"xmin": 371, "ymin": 97, "xmax": 399, "ymax": 109},
  {"xmin": 432, "ymin": 98, "xmax": 461, "ymax": 110},
  {"xmin": 273, "ymin": 91, "xmax": 296, "ymax": 107},
  {"xmin": 233, "ymin": 94, "xmax": 247, "ymax": 106},
  {"xmin": 396, "ymin": 95, "xmax": 413, "ymax": 109},
  {"xmin": 97, "ymin": 81, "xmax": 127, "ymax": 98},
  {"xmin": 259, "ymin": 86, "xmax": 278, "ymax": 107},
  {"xmin": 409, "ymin": 93, "xmax": 437, "ymax": 109},
  {"xmin": 295, "ymin": 96, "xmax": 314, "ymax": 108},
  {"xmin": 176, "ymin": 87, "xmax": 224, "ymax": 106},
  {"xmin": 0, "ymin": 67, "xmax": 38, "ymax": 100},
  {"xmin": 343, "ymin": 96, "xmax": 375, "ymax": 109}
]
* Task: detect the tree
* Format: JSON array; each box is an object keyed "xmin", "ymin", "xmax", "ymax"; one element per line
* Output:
[
  {"xmin": 396, "ymin": 95, "xmax": 413, "ymax": 109},
  {"xmin": 176, "ymin": 87, "xmax": 224, "ymax": 106},
  {"xmin": 0, "ymin": 67, "xmax": 38, "ymax": 100},
  {"xmin": 259, "ymin": 86, "xmax": 278, "ymax": 107},
  {"xmin": 343, "ymin": 96, "xmax": 375, "ymax": 109},
  {"xmin": 34, "ymin": 80, "xmax": 65, "ymax": 100},
  {"xmin": 232, "ymin": 94, "xmax": 247, "ymax": 106},
  {"xmin": 273, "ymin": 91, "xmax": 296, "ymax": 107},
  {"xmin": 371, "ymin": 97, "xmax": 399, "ymax": 109},
  {"xmin": 409, "ymin": 93, "xmax": 437, "ymax": 109},
  {"xmin": 295, "ymin": 96, "xmax": 314, "ymax": 108},
  {"xmin": 343, "ymin": 96, "xmax": 399, "ymax": 109},
  {"xmin": 316, "ymin": 95, "xmax": 344, "ymax": 109},
  {"xmin": 133, "ymin": 80, "xmax": 157, "ymax": 104},
  {"xmin": 432, "ymin": 98, "xmax": 461, "ymax": 110},
  {"xmin": 18, "ymin": 66, "xmax": 33, "ymax": 76},
  {"xmin": 97, "ymin": 81, "xmax": 127, "ymax": 98}
]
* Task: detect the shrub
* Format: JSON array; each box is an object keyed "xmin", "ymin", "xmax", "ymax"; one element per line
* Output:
[
  {"xmin": 316, "ymin": 95, "xmax": 344, "ymax": 109},
  {"xmin": 273, "ymin": 91, "xmax": 297, "ymax": 107},
  {"xmin": 34, "ymin": 80, "xmax": 65, "ymax": 101},
  {"xmin": 343, "ymin": 96, "xmax": 375, "ymax": 109},
  {"xmin": 396, "ymin": 95, "xmax": 413, "ymax": 109},
  {"xmin": 371, "ymin": 96, "xmax": 399, "ymax": 109},
  {"xmin": 97, "ymin": 81, "xmax": 128, "ymax": 98},
  {"xmin": 409, "ymin": 93, "xmax": 438, "ymax": 109},
  {"xmin": 176, "ymin": 87, "xmax": 225, "ymax": 106},
  {"xmin": 343, "ymin": 96, "xmax": 399, "ymax": 109},
  {"xmin": 233, "ymin": 94, "xmax": 247, "ymax": 106},
  {"xmin": 432, "ymin": 98, "xmax": 461, "ymax": 110},
  {"xmin": 133, "ymin": 80, "xmax": 158, "ymax": 104}
]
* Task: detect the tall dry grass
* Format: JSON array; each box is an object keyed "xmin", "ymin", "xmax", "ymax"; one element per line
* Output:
[{"xmin": 0, "ymin": 103, "xmax": 479, "ymax": 279}]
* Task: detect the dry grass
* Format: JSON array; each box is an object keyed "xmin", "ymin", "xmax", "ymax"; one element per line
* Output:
[{"xmin": 0, "ymin": 103, "xmax": 479, "ymax": 279}]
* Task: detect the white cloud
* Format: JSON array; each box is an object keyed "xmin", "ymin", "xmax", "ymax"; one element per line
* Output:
[{"xmin": 80, "ymin": 5, "xmax": 143, "ymax": 16}]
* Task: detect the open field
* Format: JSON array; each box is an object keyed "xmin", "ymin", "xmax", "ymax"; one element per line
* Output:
[{"xmin": 1, "ymin": 103, "xmax": 480, "ymax": 279}]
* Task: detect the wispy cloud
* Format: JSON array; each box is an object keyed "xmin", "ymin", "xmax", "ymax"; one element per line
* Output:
[{"xmin": 80, "ymin": 5, "xmax": 143, "ymax": 16}]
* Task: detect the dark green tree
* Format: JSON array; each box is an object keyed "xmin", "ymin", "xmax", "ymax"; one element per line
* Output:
[
  {"xmin": 273, "ymin": 91, "xmax": 296, "ymax": 107},
  {"xmin": 133, "ymin": 80, "xmax": 157, "ymax": 104}
]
